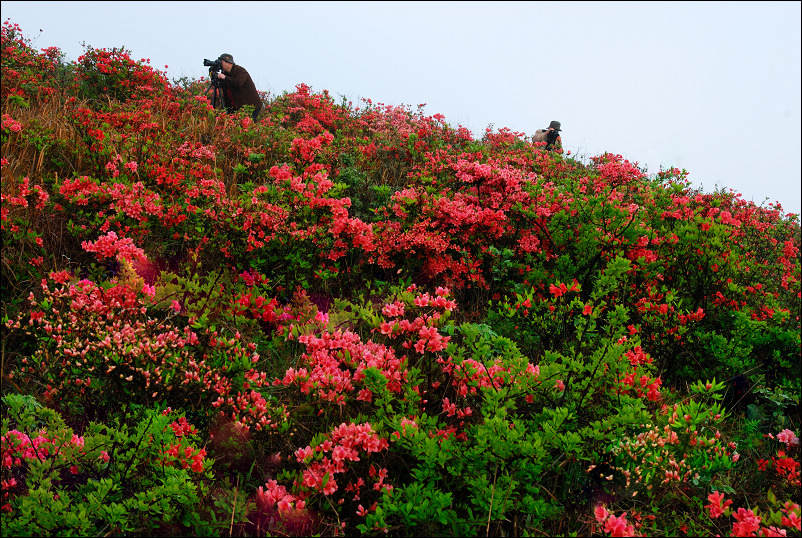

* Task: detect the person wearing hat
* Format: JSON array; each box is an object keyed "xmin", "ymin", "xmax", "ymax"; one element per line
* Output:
[
  {"xmin": 213, "ymin": 53, "xmax": 263, "ymax": 121},
  {"xmin": 532, "ymin": 121, "xmax": 563, "ymax": 153}
]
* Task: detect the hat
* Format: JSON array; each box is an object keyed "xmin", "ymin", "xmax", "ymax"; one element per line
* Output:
[
  {"xmin": 218, "ymin": 53, "xmax": 234, "ymax": 64},
  {"xmin": 548, "ymin": 121, "xmax": 562, "ymax": 131}
]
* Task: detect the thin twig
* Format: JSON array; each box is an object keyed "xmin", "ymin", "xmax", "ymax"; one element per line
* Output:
[
  {"xmin": 229, "ymin": 475, "xmax": 239, "ymax": 537},
  {"xmin": 486, "ymin": 465, "xmax": 498, "ymax": 537}
]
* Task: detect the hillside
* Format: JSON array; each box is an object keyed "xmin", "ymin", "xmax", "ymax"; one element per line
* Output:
[{"xmin": 1, "ymin": 20, "xmax": 800, "ymax": 537}]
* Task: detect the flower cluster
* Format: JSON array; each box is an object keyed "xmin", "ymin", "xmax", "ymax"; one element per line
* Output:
[
  {"xmin": 705, "ymin": 490, "xmax": 801, "ymax": 537},
  {"xmin": 159, "ymin": 443, "xmax": 207, "ymax": 473},
  {"xmin": 706, "ymin": 490, "xmax": 733, "ymax": 518},
  {"xmin": 81, "ymin": 230, "xmax": 148, "ymax": 263},
  {"xmin": 757, "ymin": 429, "xmax": 801, "ymax": 487},
  {"xmin": 1, "ymin": 429, "xmax": 88, "ymax": 512},
  {"xmin": 290, "ymin": 131, "xmax": 334, "ymax": 163},
  {"xmin": 278, "ymin": 329, "xmax": 407, "ymax": 405},
  {"xmin": 1, "ymin": 112, "xmax": 23, "ymax": 133},
  {"xmin": 594, "ymin": 504, "xmax": 639, "ymax": 537},
  {"xmin": 294, "ymin": 422, "xmax": 390, "ymax": 497},
  {"xmin": 5, "ymin": 274, "xmax": 287, "ymax": 433},
  {"xmin": 610, "ymin": 413, "xmax": 736, "ymax": 496}
]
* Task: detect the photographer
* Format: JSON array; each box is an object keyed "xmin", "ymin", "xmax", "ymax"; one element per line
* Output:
[
  {"xmin": 532, "ymin": 121, "xmax": 563, "ymax": 154},
  {"xmin": 209, "ymin": 53, "xmax": 262, "ymax": 121}
]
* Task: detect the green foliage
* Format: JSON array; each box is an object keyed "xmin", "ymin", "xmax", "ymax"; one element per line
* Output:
[
  {"xmin": 1, "ymin": 396, "xmax": 241, "ymax": 536},
  {"xmin": 361, "ymin": 482, "xmax": 468, "ymax": 536}
]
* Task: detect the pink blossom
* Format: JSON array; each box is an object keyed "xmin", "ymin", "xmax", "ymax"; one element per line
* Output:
[
  {"xmin": 776, "ymin": 429, "xmax": 799, "ymax": 448},
  {"xmin": 604, "ymin": 512, "xmax": 637, "ymax": 537},
  {"xmin": 760, "ymin": 526, "xmax": 787, "ymax": 537},
  {"xmin": 1, "ymin": 113, "xmax": 22, "ymax": 133},
  {"xmin": 731, "ymin": 507, "xmax": 761, "ymax": 536},
  {"xmin": 706, "ymin": 491, "xmax": 733, "ymax": 519},
  {"xmin": 81, "ymin": 231, "xmax": 147, "ymax": 264},
  {"xmin": 781, "ymin": 511, "xmax": 800, "ymax": 530},
  {"xmin": 595, "ymin": 504, "xmax": 610, "ymax": 523}
]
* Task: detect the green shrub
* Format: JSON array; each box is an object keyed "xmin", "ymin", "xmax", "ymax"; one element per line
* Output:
[{"xmin": 0, "ymin": 394, "xmax": 240, "ymax": 536}]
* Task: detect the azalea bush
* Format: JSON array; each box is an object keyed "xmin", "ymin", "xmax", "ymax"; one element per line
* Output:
[
  {"xmin": 1, "ymin": 394, "xmax": 227, "ymax": 536},
  {"xmin": 1, "ymin": 19, "xmax": 800, "ymax": 536}
]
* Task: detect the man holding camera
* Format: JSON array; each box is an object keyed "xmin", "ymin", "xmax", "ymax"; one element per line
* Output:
[
  {"xmin": 213, "ymin": 53, "xmax": 262, "ymax": 121},
  {"xmin": 532, "ymin": 121, "xmax": 563, "ymax": 154}
]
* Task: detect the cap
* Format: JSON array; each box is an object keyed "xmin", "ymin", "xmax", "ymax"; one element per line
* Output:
[{"xmin": 218, "ymin": 53, "xmax": 234, "ymax": 64}]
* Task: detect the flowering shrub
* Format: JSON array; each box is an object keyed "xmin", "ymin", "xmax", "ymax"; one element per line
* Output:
[
  {"xmin": 609, "ymin": 378, "xmax": 737, "ymax": 497},
  {"xmin": 757, "ymin": 429, "xmax": 802, "ymax": 490},
  {"xmin": 705, "ymin": 490, "xmax": 800, "ymax": 537},
  {"xmin": 4, "ymin": 271, "xmax": 289, "ymax": 433},
  {"xmin": 1, "ymin": 20, "xmax": 64, "ymax": 102},
  {"xmin": 0, "ymin": 394, "xmax": 228, "ymax": 535},
  {"xmin": 73, "ymin": 45, "xmax": 172, "ymax": 104}
]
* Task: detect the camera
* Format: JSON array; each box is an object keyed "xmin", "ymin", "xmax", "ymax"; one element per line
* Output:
[
  {"xmin": 203, "ymin": 58, "xmax": 222, "ymax": 71},
  {"xmin": 203, "ymin": 57, "xmax": 227, "ymax": 109},
  {"xmin": 203, "ymin": 58, "xmax": 223, "ymax": 85},
  {"xmin": 545, "ymin": 129, "xmax": 560, "ymax": 148}
]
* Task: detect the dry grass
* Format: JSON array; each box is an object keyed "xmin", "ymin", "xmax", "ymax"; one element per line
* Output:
[{"xmin": 1, "ymin": 93, "xmax": 86, "ymax": 191}]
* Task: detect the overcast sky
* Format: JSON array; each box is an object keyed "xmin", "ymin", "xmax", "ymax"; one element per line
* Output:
[{"xmin": 3, "ymin": 1, "xmax": 800, "ymax": 214}]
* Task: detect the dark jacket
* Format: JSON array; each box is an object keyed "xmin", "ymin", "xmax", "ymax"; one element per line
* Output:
[
  {"xmin": 223, "ymin": 64, "xmax": 262, "ymax": 114},
  {"xmin": 532, "ymin": 129, "xmax": 563, "ymax": 153}
]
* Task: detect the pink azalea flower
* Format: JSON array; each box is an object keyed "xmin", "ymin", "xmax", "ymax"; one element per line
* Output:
[
  {"xmin": 777, "ymin": 429, "xmax": 799, "ymax": 447},
  {"xmin": 595, "ymin": 504, "xmax": 610, "ymax": 523},
  {"xmin": 142, "ymin": 284, "xmax": 156, "ymax": 298},
  {"xmin": 706, "ymin": 491, "xmax": 733, "ymax": 519}
]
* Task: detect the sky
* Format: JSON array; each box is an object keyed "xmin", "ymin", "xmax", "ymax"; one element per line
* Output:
[{"xmin": 2, "ymin": 1, "xmax": 800, "ymax": 215}]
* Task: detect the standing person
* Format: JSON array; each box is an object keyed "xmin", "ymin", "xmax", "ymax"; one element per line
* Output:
[
  {"xmin": 532, "ymin": 121, "xmax": 564, "ymax": 153},
  {"xmin": 214, "ymin": 53, "xmax": 262, "ymax": 121}
]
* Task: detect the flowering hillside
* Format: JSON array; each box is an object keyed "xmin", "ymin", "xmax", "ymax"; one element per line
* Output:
[{"xmin": 1, "ymin": 20, "xmax": 800, "ymax": 537}]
